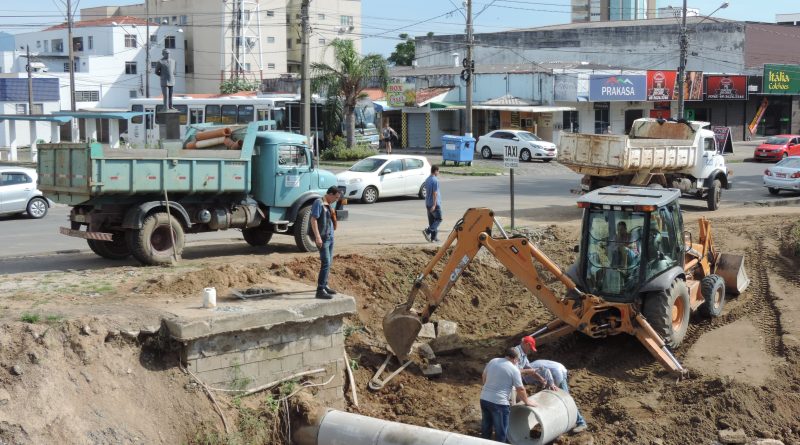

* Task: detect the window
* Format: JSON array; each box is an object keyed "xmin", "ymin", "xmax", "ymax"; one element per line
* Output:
[
  {"xmin": 645, "ymin": 207, "xmax": 680, "ymax": 280},
  {"xmin": 286, "ymin": 39, "xmax": 292, "ymax": 49},
  {"xmin": 583, "ymin": 208, "xmax": 646, "ymax": 296},
  {"xmin": 296, "ymin": 38, "xmax": 301, "ymax": 44},
  {"xmin": 340, "ymin": 15, "xmax": 353, "ymax": 27},
  {"xmin": 171, "ymin": 16, "xmax": 177, "ymax": 24},
  {"xmin": 205, "ymin": 105, "xmax": 222, "ymax": 124},
  {"xmin": 52, "ymin": 39, "xmax": 63, "ymax": 52},
  {"xmin": 0, "ymin": 172, "xmax": 33, "ymax": 186},
  {"xmin": 221, "ymin": 105, "xmax": 237, "ymax": 124},
  {"xmin": 124, "ymin": 34, "xmax": 137, "ymax": 48},
  {"xmin": 36, "ymin": 40, "xmax": 41, "ymax": 48},
  {"xmin": 703, "ymin": 138, "xmax": 716, "ymax": 152},
  {"xmin": 125, "ymin": 62, "xmax": 137, "ymax": 74},
  {"xmin": 43, "ymin": 40, "xmax": 48, "ymax": 52},
  {"xmin": 179, "ymin": 15, "xmax": 188, "ymax": 25},
  {"xmin": 72, "ymin": 37, "xmax": 83, "ymax": 52},
  {"xmin": 383, "ymin": 159, "xmax": 403, "ymax": 174},
  {"xmin": 32, "ymin": 103, "xmax": 43, "ymax": 114},
  {"xmin": 318, "ymin": 38, "xmax": 326, "ymax": 45},
  {"xmin": 75, "ymin": 90, "xmax": 100, "ymax": 102},
  {"xmin": 164, "ymin": 36, "xmax": 176, "ymax": 49},
  {"xmin": 15, "ymin": 104, "xmax": 27, "ymax": 115},
  {"xmin": 267, "ymin": 36, "xmax": 275, "ymax": 43},
  {"xmin": 174, "ymin": 105, "xmax": 188, "ymax": 124},
  {"xmin": 267, "ymin": 63, "xmax": 276, "ymax": 69},
  {"xmin": 277, "ymin": 145, "xmax": 307, "ymax": 167},
  {"xmin": 318, "ymin": 13, "xmax": 326, "ymax": 20},
  {"xmin": 594, "ymin": 109, "xmax": 610, "ymax": 134},
  {"xmin": 266, "ymin": 10, "xmax": 275, "ymax": 17},
  {"xmin": 190, "ymin": 109, "xmax": 204, "ymax": 124},
  {"xmin": 131, "ymin": 104, "xmax": 143, "ymax": 124},
  {"xmin": 238, "ymin": 105, "xmax": 254, "ymax": 123},
  {"xmin": 150, "ymin": 34, "xmax": 157, "ymax": 44},
  {"xmin": 244, "ymin": 63, "xmax": 251, "ymax": 71},
  {"xmin": 129, "ymin": 90, "xmax": 138, "ymax": 98},
  {"xmin": 403, "ymin": 158, "xmax": 424, "ymax": 170},
  {"xmin": 63, "ymin": 63, "xmax": 70, "ymax": 72},
  {"xmin": 88, "ymin": 36, "xmax": 93, "ymax": 50},
  {"xmin": 151, "ymin": 61, "xmax": 158, "ymax": 70},
  {"xmin": 563, "ymin": 110, "xmax": 579, "ymax": 133}
]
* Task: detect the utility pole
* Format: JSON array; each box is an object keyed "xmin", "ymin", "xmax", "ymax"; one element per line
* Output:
[
  {"xmin": 464, "ymin": 0, "xmax": 473, "ymax": 136},
  {"xmin": 67, "ymin": 0, "xmax": 76, "ymax": 111},
  {"xmin": 26, "ymin": 45, "xmax": 33, "ymax": 115},
  {"xmin": 145, "ymin": 0, "xmax": 150, "ymax": 98},
  {"xmin": 301, "ymin": 0, "xmax": 311, "ymax": 140},
  {"xmin": 675, "ymin": 0, "xmax": 688, "ymax": 120}
]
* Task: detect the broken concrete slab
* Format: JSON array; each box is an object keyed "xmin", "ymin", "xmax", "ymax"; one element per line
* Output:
[
  {"xmin": 436, "ymin": 320, "xmax": 458, "ymax": 337},
  {"xmin": 428, "ymin": 334, "xmax": 463, "ymax": 355},
  {"xmin": 719, "ymin": 429, "xmax": 748, "ymax": 444},
  {"xmin": 422, "ymin": 364, "xmax": 443, "ymax": 377},
  {"xmin": 417, "ymin": 343, "xmax": 436, "ymax": 360},
  {"xmin": 419, "ymin": 323, "xmax": 436, "ymax": 339},
  {"xmin": 748, "ymin": 440, "xmax": 784, "ymax": 445}
]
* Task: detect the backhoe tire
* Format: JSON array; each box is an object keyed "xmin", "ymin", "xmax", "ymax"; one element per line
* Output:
[
  {"xmin": 643, "ymin": 278, "xmax": 690, "ymax": 348},
  {"xmin": 699, "ymin": 274, "xmax": 726, "ymax": 318},
  {"xmin": 242, "ymin": 227, "xmax": 273, "ymax": 247},
  {"xmin": 87, "ymin": 231, "xmax": 131, "ymax": 260},
  {"xmin": 128, "ymin": 212, "xmax": 185, "ymax": 266},
  {"xmin": 707, "ymin": 179, "xmax": 721, "ymax": 211},
  {"xmin": 294, "ymin": 204, "xmax": 318, "ymax": 253}
]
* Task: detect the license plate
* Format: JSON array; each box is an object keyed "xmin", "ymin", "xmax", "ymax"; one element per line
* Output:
[
  {"xmin": 776, "ymin": 173, "xmax": 786, "ymax": 178},
  {"xmin": 759, "ymin": 153, "xmax": 767, "ymax": 157}
]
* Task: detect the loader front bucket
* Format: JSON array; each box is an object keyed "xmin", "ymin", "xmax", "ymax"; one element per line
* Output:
[
  {"xmin": 716, "ymin": 253, "xmax": 750, "ymax": 295},
  {"xmin": 382, "ymin": 305, "xmax": 423, "ymax": 361}
]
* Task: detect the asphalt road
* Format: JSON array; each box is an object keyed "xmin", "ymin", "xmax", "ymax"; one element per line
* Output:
[{"xmin": 0, "ymin": 159, "xmax": 792, "ymax": 266}]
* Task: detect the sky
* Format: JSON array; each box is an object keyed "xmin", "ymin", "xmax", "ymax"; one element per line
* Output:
[{"xmin": 4, "ymin": 0, "xmax": 798, "ymax": 56}]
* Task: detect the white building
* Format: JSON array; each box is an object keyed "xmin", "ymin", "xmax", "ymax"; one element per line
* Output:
[
  {"xmin": 14, "ymin": 16, "xmax": 186, "ymax": 109},
  {"xmin": 81, "ymin": 0, "xmax": 363, "ymax": 94}
]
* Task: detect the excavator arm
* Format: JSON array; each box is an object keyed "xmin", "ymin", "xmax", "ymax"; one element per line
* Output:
[{"xmin": 383, "ymin": 208, "xmax": 686, "ymax": 374}]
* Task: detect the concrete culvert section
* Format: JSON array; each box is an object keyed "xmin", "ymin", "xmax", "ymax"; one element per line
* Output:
[{"xmin": 508, "ymin": 389, "xmax": 578, "ymax": 445}]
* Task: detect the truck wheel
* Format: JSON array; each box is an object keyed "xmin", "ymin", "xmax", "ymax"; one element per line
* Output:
[
  {"xmin": 706, "ymin": 179, "xmax": 721, "ymax": 211},
  {"xmin": 643, "ymin": 278, "xmax": 690, "ymax": 348},
  {"xmin": 242, "ymin": 227, "xmax": 273, "ymax": 247},
  {"xmin": 699, "ymin": 274, "xmax": 726, "ymax": 318},
  {"xmin": 361, "ymin": 186, "xmax": 379, "ymax": 204},
  {"xmin": 293, "ymin": 205, "xmax": 318, "ymax": 253},
  {"xmin": 128, "ymin": 212, "xmax": 185, "ymax": 265},
  {"xmin": 87, "ymin": 231, "xmax": 131, "ymax": 260}
]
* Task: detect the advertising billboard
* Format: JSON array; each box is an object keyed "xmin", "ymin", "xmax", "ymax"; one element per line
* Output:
[
  {"xmin": 646, "ymin": 70, "xmax": 677, "ymax": 101},
  {"xmin": 387, "ymin": 82, "xmax": 416, "ymax": 107},
  {"xmin": 674, "ymin": 71, "xmax": 703, "ymax": 101},
  {"xmin": 589, "ymin": 74, "xmax": 646, "ymax": 101},
  {"xmin": 706, "ymin": 75, "xmax": 747, "ymax": 100},
  {"xmin": 763, "ymin": 64, "xmax": 800, "ymax": 95}
]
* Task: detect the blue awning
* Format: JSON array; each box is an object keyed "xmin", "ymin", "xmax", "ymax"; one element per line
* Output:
[
  {"xmin": 0, "ymin": 114, "xmax": 73, "ymax": 123},
  {"xmin": 373, "ymin": 101, "xmax": 398, "ymax": 112},
  {"xmin": 54, "ymin": 111, "xmax": 152, "ymax": 120}
]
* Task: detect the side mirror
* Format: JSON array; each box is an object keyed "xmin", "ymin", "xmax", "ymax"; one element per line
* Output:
[
  {"xmin": 512, "ymin": 137, "xmax": 520, "ymax": 141},
  {"xmin": 382, "ymin": 168, "xmax": 392, "ymax": 175}
]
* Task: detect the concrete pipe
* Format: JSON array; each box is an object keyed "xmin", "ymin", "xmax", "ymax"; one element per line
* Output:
[
  {"xmin": 508, "ymin": 389, "xmax": 578, "ymax": 445},
  {"xmin": 294, "ymin": 409, "xmax": 499, "ymax": 445}
]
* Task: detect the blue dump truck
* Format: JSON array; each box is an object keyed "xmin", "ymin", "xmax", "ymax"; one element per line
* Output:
[{"xmin": 37, "ymin": 121, "xmax": 346, "ymax": 265}]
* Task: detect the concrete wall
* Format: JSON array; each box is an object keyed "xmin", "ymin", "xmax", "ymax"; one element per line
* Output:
[{"xmin": 182, "ymin": 316, "xmax": 347, "ymax": 409}]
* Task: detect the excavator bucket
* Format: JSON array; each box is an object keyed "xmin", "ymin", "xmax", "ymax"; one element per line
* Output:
[
  {"xmin": 716, "ymin": 253, "xmax": 750, "ymax": 295},
  {"xmin": 382, "ymin": 305, "xmax": 423, "ymax": 361}
]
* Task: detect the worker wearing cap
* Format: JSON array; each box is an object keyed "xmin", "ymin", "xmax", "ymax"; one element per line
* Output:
[
  {"xmin": 480, "ymin": 347, "xmax": 537, "ymax": 443},
  {"xmin": 517, "ymin": 336, "xmax": 589, "ymax": 433}
]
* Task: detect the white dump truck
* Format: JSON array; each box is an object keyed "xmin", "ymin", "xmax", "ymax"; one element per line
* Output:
[{"xmin": 558, "ymin": 118, "xmax": 732, "ymax": 210}]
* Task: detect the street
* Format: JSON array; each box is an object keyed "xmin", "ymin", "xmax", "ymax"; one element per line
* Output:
[{"xmin": 0, "ymin": 158, "xmax": 792, "ymax": 266}]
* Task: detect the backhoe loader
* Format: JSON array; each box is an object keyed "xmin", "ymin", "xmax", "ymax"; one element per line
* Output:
[{"xmin": 383, "ymin": 186, "xmax": 749, "ymax": 374}]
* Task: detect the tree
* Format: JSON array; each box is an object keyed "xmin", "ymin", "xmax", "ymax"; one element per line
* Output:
[
  {"xmin": 388, "ymin": 33, "xmax": 414, "ymax": 66},
  {"xmin": 219, "ymin": 78, "xmax": 260, "ymax": 94},
  {"xmin": 312, "ymin": 39, "xmax": 388, "ymax": 148}
]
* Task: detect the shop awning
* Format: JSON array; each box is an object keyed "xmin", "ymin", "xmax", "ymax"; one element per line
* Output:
[
  {"xmin": 428, "ymin": 104, "xmax": 576, "ymax": 113},
  {"xmin": 373, "ymin": 101, "xmax": 398, "ymax": 112},
  {"xmin": 0, "ymin": 114, "xmax": 73, "ymax": 123},
  {"xmin": 54, "ymin": 111, "xmax": 151, "ymax": 119}
]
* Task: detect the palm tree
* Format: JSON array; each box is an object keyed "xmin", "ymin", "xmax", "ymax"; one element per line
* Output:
[{"xmin": 312, "ymin": 39, "xmax": 388, "ymax": 148}]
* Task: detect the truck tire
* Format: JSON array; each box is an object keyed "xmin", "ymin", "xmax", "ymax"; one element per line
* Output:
[
  {"xmin": 128, "ymin": 212, "xmax": 185, "ymax": 265},
  {"xmin": 642, "ymin": 278, "xmax": 690, "ymax": 348},
  {"xmin": 293, "ymin": 204, "xmax": 318, "ymax": 253},
  {"xmin": 698, "ymin": 274, "xmax": 726, "ymax": 318},
  {"xmin": 242, "ymin": 227, "xmax": 273, "ymax": 247},
  {"xmin": 706, "ymin": 179, "xmax": 721, "ymax": 211},
  {"xmin": 87, "ymin": 231, "xmax": 131, "ymax": 260}
]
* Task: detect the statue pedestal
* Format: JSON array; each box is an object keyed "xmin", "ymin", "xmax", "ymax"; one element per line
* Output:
[{"xmin": 158, "ymin": 110, "xmax": 181, "ymax": 141}]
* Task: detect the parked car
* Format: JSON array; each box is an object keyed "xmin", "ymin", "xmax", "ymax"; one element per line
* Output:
[
  {"xmin": 476, "ymin": 129, "xmax": 557, "ymax": 162},
  {"xmin": 763, "ymin": 156, "xmax": 800, "ymax": 195},
  {"xmin": 0, "ymin": 167, "xmax": 49, "ymax": 218},
  {"xmin": 336, "ymin": 155, "xmax": 431, "ymax": 204},
  {"xmin": 753, "ymin": 135, "xmax": 800, "ymax": 161}
]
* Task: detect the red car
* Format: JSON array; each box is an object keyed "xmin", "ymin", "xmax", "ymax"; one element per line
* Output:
[{"xmin": 754, "ymin": 135, "xmax": 800, "ymax": 161}]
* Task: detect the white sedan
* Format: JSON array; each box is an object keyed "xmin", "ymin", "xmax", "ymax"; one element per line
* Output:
[
  {"xmin": 0, "ymin": 167, "xmax": 50, "ymax": 218},
  {"xmin": 476, "ymin": 129, "xmax": 557, "ymax": 162},
  {"xmin": 763, "ymin": 156, "xmax": 800, "ymax": 195},
  {"xmin": 337, "ymin": 155, "xmax": 431, "ymax": 204}
]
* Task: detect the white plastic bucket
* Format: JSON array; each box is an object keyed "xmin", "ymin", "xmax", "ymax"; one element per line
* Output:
[{"xmin": 203, "ymin": 287, "xmax": 217, "ymax": 308}]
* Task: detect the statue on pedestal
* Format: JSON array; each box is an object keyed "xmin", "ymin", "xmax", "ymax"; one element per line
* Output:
[{"xmin": 154, "ymin": 49, "xmax": 176, "ymax": 110}]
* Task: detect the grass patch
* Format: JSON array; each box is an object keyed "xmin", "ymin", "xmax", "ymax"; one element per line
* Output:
[
  {"xmin": 45, "ymin": 314, "xmax": 65, "ymax": 324},
  {"xmin": 438, "ymin": 163, "xmax": 504, "ymax": 176},
  {"xmin": 20, "ymin": 313, "xmax": 40, "ymax": 323}
]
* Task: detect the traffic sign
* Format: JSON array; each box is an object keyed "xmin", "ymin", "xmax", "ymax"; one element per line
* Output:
[{"xmin": 503, "ymin": 145, "xmax": 519, "ymax": 169}]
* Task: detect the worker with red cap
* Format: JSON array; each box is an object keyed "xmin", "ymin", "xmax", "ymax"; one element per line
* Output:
[{"xmin": 515, "ymin": 335, "xmax": 589, "ymax": 433}]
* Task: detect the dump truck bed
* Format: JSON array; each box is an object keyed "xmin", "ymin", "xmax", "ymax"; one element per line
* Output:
[
  {"xmin": 38, "ymin": 143, "xmax": 253, "ymax": 205},
  {"xmin": 558, "ymin": 133, "xmax": 697, "ymax": 177}
]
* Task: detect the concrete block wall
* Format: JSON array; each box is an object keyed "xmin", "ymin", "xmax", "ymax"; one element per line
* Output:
[{"xmin": 182, "ymin": 316, "xmax": 347, "ymax": 409}]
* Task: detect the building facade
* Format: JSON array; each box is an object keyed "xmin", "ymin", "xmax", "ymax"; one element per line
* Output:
[
  {"xmin": 572, "ymin": 0, "xmax": 658, "ymax": 22},
  {"xmin": 81, "ymin": 0, "xmax": 363, "ymax": 94}
]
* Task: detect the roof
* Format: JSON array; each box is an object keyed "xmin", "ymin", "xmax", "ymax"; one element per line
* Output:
[
  {"xmin": 0, "ymin": 114, "xmax": 72, "ymax": 124},
  {"xmin": 578, "ymin": 186, "xmax": 681, "ymax": 208},
  {"xmin": 391, "ymin": 63, "xmax": 551, "ymax": 77},
  {"xmin": 46, "ymin": 16, "xmax": 150, "ymax": 31},
  {"xmin": 361, "ymin": 88, "xmax": 385, "ymax": 101},
  {"xmin": 509, "ymin": 15, "xmax": 737, "ymax": 33},
  {"xmin": 415, "ymin": 87, "xmax": 452, "ymax": 105},
  {"xmin": 482, "ymin": 95, "xmax": 535, "ymax": 106}
]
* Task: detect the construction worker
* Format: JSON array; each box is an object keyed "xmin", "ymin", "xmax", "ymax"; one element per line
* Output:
[
  {"xmin": 517, "ymin": 336, "xmax": 588, "ymax": 434},
  {"xmin": 480, "ymin": 347, "xmax": 536, "ymax": 443}
]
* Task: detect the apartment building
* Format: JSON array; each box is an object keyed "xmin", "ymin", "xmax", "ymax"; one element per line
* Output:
[
  {"xmin": 81, "ymin": 0, "xmax": 362, "ymax": 94},
  {"xmin": 572, "ymin": 0, "xmax": 659, "ymax": 22}
]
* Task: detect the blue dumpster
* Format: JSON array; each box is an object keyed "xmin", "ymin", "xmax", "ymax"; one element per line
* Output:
[{"xmin": 441, "ymin": 135, "xmax": 476, "ymax": 166}]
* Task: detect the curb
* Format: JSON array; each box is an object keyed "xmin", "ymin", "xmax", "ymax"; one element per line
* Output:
[{"xmin": 742, "ymin": 197, "xmax": 800, "ymax": 207}]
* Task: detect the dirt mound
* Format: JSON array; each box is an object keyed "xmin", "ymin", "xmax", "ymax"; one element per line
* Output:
[
  {"xmin": 140, "ymin": 264, "xmax": 285, "ymax": 297},
  {"xmin": 0, "ymin": 318, "xmax": 220, "ymax": 445}
]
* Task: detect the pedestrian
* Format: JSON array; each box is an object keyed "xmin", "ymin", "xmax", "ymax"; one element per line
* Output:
[
  {"xmin": 422, "ymin": 165, "xmax": 442, "ymax": 243},
  {"xmin": 480, "ymin": 347, "xmax": 536, "ymax": 443},
  {"xmin": 310, "ymin": 186, "xmax": 342, "ymax": 300},
  {"xmin": 382, "ymin": 121, "xmax": 398, "ymax": 154}
]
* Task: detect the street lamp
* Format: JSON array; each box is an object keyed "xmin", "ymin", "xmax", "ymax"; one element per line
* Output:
[{"xmin": 676, "ymin": 1, "xmax": 729, "ymax": 120}]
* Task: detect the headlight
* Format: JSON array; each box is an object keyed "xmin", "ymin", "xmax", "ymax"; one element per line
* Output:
[
  {"xmin": 530, "ymin": 144, "xmax": 541, "ymax": 149},
  {"xmin": 348, "ymin": 178, "xmax": 363, "ymax": 184}
]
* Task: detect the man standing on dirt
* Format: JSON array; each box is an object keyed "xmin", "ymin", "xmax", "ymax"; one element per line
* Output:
[
  {"xmin": 422, "ymin": 165, "xmax": 442, "ymax": 243},
  {"xmin": 310, "ymin": 186, "xmax": 341, "ymax": 299},
  {"xmin": 480, "ymin": 347, "xmax": 536, "ymax": 443}
]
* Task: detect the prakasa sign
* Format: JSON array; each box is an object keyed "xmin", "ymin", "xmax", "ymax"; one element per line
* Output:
[
  {"xmin": 589, "ymin": 75, "xmax": 646, "ymax": 101},
  {"xmin": 763, "ymin": 64, "xmax": 800, "ymax": 95}
]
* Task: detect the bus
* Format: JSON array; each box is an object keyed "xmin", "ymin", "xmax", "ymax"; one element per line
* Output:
[{"xmin": 125, "ymin": 94, "xmax": 379, "ymax": 149}]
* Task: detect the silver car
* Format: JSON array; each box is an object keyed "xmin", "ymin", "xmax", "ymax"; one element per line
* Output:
[
  {"xmin": 763, "ymin": 156, "xmax": 800, "ymax": 195},
  {"xmin": 0, "ymin": 167, "xmax": 49, "ymax": 218}
]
